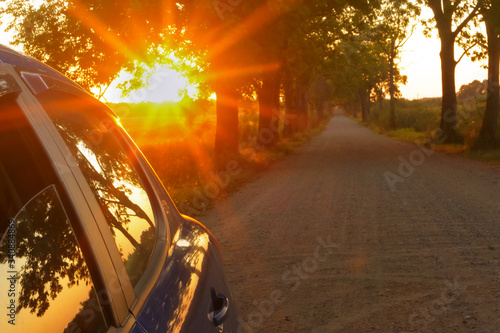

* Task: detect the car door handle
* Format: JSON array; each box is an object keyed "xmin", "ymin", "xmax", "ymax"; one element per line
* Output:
[{"xmin": 210, "ymin": 288, "xmax": 230, "ymax": 327}]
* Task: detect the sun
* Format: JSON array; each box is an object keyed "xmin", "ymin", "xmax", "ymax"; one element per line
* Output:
[
  {"xmin": 0, "ymin": 18, "xmax": 196, "ymax": 104},
  {"xmin": 98, "ymin": 66, "xmax": 198, "ymax": 103}
]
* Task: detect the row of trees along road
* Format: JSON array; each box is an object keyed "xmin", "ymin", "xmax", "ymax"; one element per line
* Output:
[{"xmin": 1, "ymin": 0, "xmax": 500, "ymax": 154}]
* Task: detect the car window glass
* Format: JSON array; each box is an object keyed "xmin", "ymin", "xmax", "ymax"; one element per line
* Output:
[
  {"xmin": 0, "ymin": 94, "xmax": 106, "ymax": 332},
  {"xmin": 37, "ymin": 90, "xmax": 156, "ymax": 286},
  {"xmin": 0, "ymin": 93, "xmax": 54, "ymax": 224},
  {"xmin": 0, "ymin": 186, "xmax": 107, "ymax": 333}
]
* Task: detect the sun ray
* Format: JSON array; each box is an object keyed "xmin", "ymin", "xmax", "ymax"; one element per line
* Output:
[
  {"xmin": 67, "ymin": 0, "xmax": 139, "ymax": 61},
  {"xmin": 208, "ymin": 0, "xmax": 303, "ymax": 61},
  {"xmin": 203, "ymin": 62, "xmax": 282, "ymax": 82}
]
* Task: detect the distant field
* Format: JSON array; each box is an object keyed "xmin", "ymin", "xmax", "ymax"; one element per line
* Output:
[
  {"xmin": 107, "ymin": 101, "xmax": 214, "ymax": 146},
  {"xmin": 106, "ymin": 100, "xmax": 324, "ymax": 214},
  {"xmin": 106, "ymin": 101, "xmax": 218, "ymax": 212}
]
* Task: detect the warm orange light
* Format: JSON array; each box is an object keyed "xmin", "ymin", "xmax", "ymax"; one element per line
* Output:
[
  {"xmin": 208, "ymin": 0, "xmax": 303, "ymax": 61},
  {"xmin": 67, "ymin": 0, "xmax": 139, "ymax": 61},
  {"xmin": 203, "ymin": 62, "xmax": 282, "ymax": 82}
]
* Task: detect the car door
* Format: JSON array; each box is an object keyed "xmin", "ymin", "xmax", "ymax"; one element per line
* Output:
[
  {"xmin": 0, "ymin": 66, "xmax": 115, "ymax": 333},
  {"xmin": 14, "ymin": 66, "xmax": 239, "ymax": 332}
]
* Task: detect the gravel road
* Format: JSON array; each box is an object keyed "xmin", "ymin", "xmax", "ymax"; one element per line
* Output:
[{"xmin": 201, "ymin": 110, "xmax": 500, "ymax": 333}]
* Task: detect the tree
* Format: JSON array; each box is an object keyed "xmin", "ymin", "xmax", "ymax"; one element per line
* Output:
[
  {"xmin": 2, "ymin": 0, "xmax": 382, "ymax": 156},
  {"xmin": 307, "ymin": 75, "xmax": 331, "ymax": 120},
  {"xmin": 329, "ymin": 4, "xmax": 389, "ymax": 122},
  {"xmin": 418, "ymin": 0, "xmax": 483, "ymax": 142},
  {"xmin": 0, "ymin": 0, "xmax": 129, "ymax": 96},
  {"xmin": 477, "ymin": 0, "xmax": 500, "ymax": 147},
  {"xmin": 144, "ymin": 0, "xmax": 296, "ymax": 156},
  {"xmin": 280, "ymin": 1, "xmax": 372, "ymax": 134},
  {"xmin": 1, "ymin": 0, "xmax": 246, "ymax": 156},
  {"xmin": 252, "ymin": 0, "xmax": 344, "ymax": 143},
  {"xmin": 457, "ymin": 79, "xmax": 488, "ymax": 100},
  {"xmin": 0, "ymin": 186, "xmax": 89, "ymax": 316},
  {"xmin": 249, "ymin": 2, "xmax": 289, "ymax": 148},
  {"xmin": 376, "ymin": 0, "xmax": 419, "ymax": 128}
]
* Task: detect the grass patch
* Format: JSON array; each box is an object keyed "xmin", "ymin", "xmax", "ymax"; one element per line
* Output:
[
  {"xmin": 347, "ymin": 96, "xmax": 500, "ymax": 168},
  {"xmin": 385, "ymin": 128, "xmax": 428, "ymax": 143},
  {"xmin": 109, "ymin": 101, "xmax": 330, "ymax": 216},
  {"xmin": 465, "ymin": 149, "xmax": 500, "ymax": 167},
  {"xmin": 357, "ymin": 97, "xmax": 498, "ymax": 158},
  {"xmin": 434, "ymin": 144, "xmax": 468, "ymax": 154}
]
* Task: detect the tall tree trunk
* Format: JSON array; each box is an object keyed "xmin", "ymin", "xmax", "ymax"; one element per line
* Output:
[
  {"xmin": 359, "ymin": 88, "xmax": 370, "ymax": 122},
  {"xmin": 297, "ymin": 83, "xmax": 308, "ymax": 131},
  {"xmin": 214, "ymin": 77, "xmax": 239, "ymax": 157},
  {"xmin": 316, "ymin": 98, "xmax": 325, "ymax": 119},
  {"xmin": 478, "ymin": 16, "xmax": 500, "ymax": 148},
  {"xmin": 350, "ymin": 102, "xmax": 358, "ymax": 118},
  {"xmin": 439, "ymin": 34, "xmax": 461, "ymax": 142},
  {"xmin": 258, "ymin": 71, "xmax": 281, "ymax": 147},
  {"xmin": 427, "ymin": 0, "xmax": 481, "ymax": 142},
  {"xmin": 283, "ymin": 71, "xmax": 295, "ymax": 138},
  {"xmin": 377, "ymin": 90, "xmax": 384, "ymax": 111},
  {"xmin": 389, "ymin": 39, "xmax": 396, "ymax": 129}
]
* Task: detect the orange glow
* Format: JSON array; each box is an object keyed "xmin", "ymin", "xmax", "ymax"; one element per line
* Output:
[
  {"xmin": 208, "ymin": 0, "xmax": 302, "ymax": 61},
  {"xmin": 204, "ymin": 62, "xmax": 282, "ymax": 81},
  {"xmin": 67, "ymin": 0, "xmax": 139, "ymax": 61},
  {"xmin": 162, "ymin": 0, "xmax": 177, "ymax": 31},
  {"xmin": 186, "ymin": 138, "xmax": 216, "ymax": 185}
]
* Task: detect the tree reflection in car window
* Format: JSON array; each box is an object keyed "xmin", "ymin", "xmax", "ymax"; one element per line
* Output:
[
  {"xmin": 38, "ymin": 90, "xmax": 156, "ymax": 286},
  {"xmin": 0, "ymin": 93, "xmax": 107, "ymax": 331},
  {"xmin": 0, "ymin": 186, "xmax": 107, "ymax": 332}
]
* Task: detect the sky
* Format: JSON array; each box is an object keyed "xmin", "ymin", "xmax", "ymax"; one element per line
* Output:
[
  {"xmin": 0, "ymin": 17, "xmax": 489, "ymax": 103},
  {"xmin": 398, "ymin": 21, "xmax": 488, "ymax": 100},
  {"xmin": 100, "ymin": 68, "xmax": 198, "ymax": 103}
]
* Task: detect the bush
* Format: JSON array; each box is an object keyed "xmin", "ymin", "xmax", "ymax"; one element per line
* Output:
[{"xmin": 369, "ymin": 97, "xmax": 486, "ymax": 147}]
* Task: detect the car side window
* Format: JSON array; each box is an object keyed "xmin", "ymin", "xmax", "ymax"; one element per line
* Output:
[
  {"xmin": 0, "ymin": 94, "xmax": 107, "ymax": 332},
  {"xmin": 0, "ymin": 186, "xmax": 107, "ymax": 333},
  {"xmin": 37, "ymin": 90, "xmax": 157, "ymax": 286}
]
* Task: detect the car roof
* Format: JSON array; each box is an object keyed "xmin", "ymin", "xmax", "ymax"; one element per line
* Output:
[{"xmin": 0, "ymin": 44, "xmax": 81, "ymax": 88}]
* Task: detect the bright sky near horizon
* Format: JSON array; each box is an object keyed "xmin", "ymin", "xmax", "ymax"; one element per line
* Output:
[
  {"xmin": 0, "ymin": 18, "xmax": 489, "ymax": 103},
  {"xmin": 399, "ymin": 21, "xmax": 488, "ymax": 100}
]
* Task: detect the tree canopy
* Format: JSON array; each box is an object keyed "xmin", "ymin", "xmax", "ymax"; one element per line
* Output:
[{"xmin": 2, "ymin": 0, "xmax": 499, "ymax": 152}]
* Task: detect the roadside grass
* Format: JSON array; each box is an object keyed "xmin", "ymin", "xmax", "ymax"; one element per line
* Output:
[
  {"xmin": 108, "ymin": 101, "xmax": 329, "ymax": 215},
  {"xmin": 466, "ymin": 149, "xmax": 500, "ymax": 167},
  {"xmin": 360, "ymin": 97, "xmax": 500, "ymax": 158}
]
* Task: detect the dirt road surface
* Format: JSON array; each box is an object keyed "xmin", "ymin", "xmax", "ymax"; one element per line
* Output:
[{"xmin": 202, "ymin": 111, "xmax": 500, "ymax": 333}]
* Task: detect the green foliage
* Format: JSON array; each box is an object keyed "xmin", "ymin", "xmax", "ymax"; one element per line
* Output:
[
  {"xmin": 457, "ymin": 79, "xmax": 488, "ymax": 100},
  {"xmin": 457, "ymin": 95, "xmax": 486, "ymax": 146},
  {"xmin": 329, "ymin": 0, "xmax": 418, "ymax": 118},
  {"xmin": 0, "ymin": 0, "xmax": 128, "ymax": 94},
  {"xmin": 369, "ymin": 95, "xmax": 488, "ymax": 149},
  {"xmin": 371, "ymin": 98, "xmax": 441, "ymax": 133}
]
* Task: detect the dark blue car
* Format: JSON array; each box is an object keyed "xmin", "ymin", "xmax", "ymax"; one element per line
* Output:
[{"xmin": 0, "ymin": 44, "xmax": 238, "ymax": 332}]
